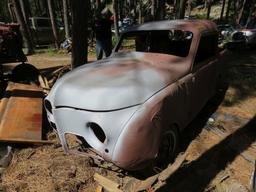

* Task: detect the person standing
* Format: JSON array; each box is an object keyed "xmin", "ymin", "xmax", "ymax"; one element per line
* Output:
[{"xmin": 94, "ymin": 8, "xmax": 113, "ymax": 60}]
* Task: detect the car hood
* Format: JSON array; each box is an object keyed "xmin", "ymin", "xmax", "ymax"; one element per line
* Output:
[{"xmin": 47, "ymin": 52, "xmax": 187, "ymax": 111}]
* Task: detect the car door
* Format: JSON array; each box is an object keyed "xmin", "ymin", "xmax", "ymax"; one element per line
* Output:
[
  {"xmin": 190, "ymin": 33, "xmax": 219, "ymax": 116},
  {"xmin": 161, "ymin": 72, "xmax": 194, "ymax": 131}
]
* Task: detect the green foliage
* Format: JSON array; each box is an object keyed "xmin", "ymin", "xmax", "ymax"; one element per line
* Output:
[
  {"xmin": 35, "ymin": 48, "xmax": 65, "ymax": 56},
  {"xmin": 112, "ymin": 35, "xmax": 120, "ymax": 46},
  {"xmin": 88, "ymin": 47, "xmax": 96, "ymax": 57}
]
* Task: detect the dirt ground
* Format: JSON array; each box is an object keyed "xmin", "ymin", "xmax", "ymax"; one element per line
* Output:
[{"xmin": 1, "ymin": 49, "xmax": 256, "ymax": 192}]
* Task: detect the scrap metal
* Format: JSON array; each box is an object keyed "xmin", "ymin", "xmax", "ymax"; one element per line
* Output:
[{"xmin": 0, "ymin": 82, "xmax": 49, "ymax": 143}]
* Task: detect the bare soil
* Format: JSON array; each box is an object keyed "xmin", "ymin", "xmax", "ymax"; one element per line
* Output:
[{"xmin": 1, "ymin": 49, "xmax": 256, "ymax": 192}]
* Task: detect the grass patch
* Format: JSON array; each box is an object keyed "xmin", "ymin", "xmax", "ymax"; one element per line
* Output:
[
  {"xmin": 35, "ymin": 48, "xmax": 67, "ymax": 56},
  {"xmin": 34, "ymin": 46, "xmax": 97, "ymax": 58},
  {"xmin": 88, "ymin": 47, "xmax": 96, "ymax": 57}
]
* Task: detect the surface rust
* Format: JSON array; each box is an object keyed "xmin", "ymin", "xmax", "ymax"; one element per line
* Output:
[{"xmin": 0, "ymin": 82, "xmax": 47, "ymax": 143}]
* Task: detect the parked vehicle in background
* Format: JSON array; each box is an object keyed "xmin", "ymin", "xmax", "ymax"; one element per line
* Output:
[
  {"xmin": 217, "ymin": 24, "xmax": 240, "ymax": 49},
  {"xmin": 226, "ymin": 24, "xmax": 256, "ymax": 49},
  {"xmin": 45, "ymin": 19, "xmax": 221, "ymax": 170},
  {"xmin": 217, "ymin": 24, "xmax": 235, "ymax": 40},
  {"xmin": 29, "ymin": 17, "xmax": 64, "ymax": 46},
  {"xmin": 111, "ymin": 16, "xmax": 135, "ymax": 34},
  {"xmin": 0, "ymin": 23, "xmax": 26, "ymax": 64},
  {"xmin": 120, "ymin": 16, "xmax": 134, "ymax": 32}
]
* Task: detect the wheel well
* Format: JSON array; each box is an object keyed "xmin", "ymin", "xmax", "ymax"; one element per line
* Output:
[
  {"xmin": 170, "ymin": 123, "xmax": 181, "ymax": 137},
  {"xmin": 157, "ymin": 122, "xmax": 181, "ymax": 167}
]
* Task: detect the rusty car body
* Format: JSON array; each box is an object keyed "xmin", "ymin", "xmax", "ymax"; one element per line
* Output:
[{"xmin": 45, "ymin": 19, "xmax": 220, "ymax": 170}]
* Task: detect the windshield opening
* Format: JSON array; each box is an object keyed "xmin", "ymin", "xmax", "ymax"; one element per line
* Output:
[{"xmin": 115, "ymin": 30, "xmax": 193, "ymax": 57}]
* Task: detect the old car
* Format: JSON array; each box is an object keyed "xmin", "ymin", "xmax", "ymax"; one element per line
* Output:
[
  {"xmin": 217, "ymin": 24, "xmax": 235, "ymax": 42},
  {"xmin": 0, "ymin": 23, "xmax": 27, "ymax": 64},
  {"xmin": 226, "ymin": 25, "xmax": 256, "ymax": 49},
  {"xmin": 29, "ymin": 17, "xmax": 64, "ymax": 46},
  {"xmin": 45, "ymin": 19, "xmax": 220, "ymax": 170}
]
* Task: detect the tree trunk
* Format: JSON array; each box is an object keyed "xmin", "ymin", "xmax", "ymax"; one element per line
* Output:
[
  {"xmin": 8, "ymin": 3, "xmax": 16, "ymax": 22},
  {"xmin": 47, "ymin": 0, "xmax": 59, "ymax": 49},
  {"xmin": 245, "ymin": 0, "xmax": 256, "ymax": 27},
  {"xmin": 35, "ymin": 0, "xmax": 42, "ymax": 15},
  {"xmin": 187, "ymin": 0, "xmax": 193, "ymax": 17},
  {"xmin": 19, "ymin": 0, "xmax": 34, "ymax": 46},
  {"xmin": 71, "ymin": 0, "xmax": 88, "ymax": 69},
  {"xmin": 119, "ymin": 0, "xmax": 124, "ymax": 21},
  {"xmin": 95, "ymin": 0, "xmax": 99, "ymax": 10},
  {"xmin": 156, "ymin": 0, "xmax": 166, "ymax": 20},
  {"xmin": 225, "ymin": 0, "xmax": 232, "ymax": 20},
  {"xmin": 63, "ymin": 0, "xmax": 70, "ymax": 37},
  {"xmin": 138, "ymin": 0, "xmax": 142, "ymax": 24},
  {"xmin": 12, "ymin": 0, "xmax": 34, "ymax": 54},
  {"xmin": 113, "ymin": 0, "xmax": 120, "ymax": 37},
  {"xmin": 177, "ymin": 0, "xmax": 186, "ymax": 19},
  {"xmin": 124, "ymin": 0, "xmax": 128, "ymax": 17},
  {"xmin": 96, "ymin": 0, "xmax": 102, "ymax": 13},
  {"xmin": 42, "ymin": 0, "xmax": 49, "ymax": 17},
  {"xmin": 56, "ymin": 0, "xmax": 64, "ymax": 25},
  {"xmin": 206, "ymin": 0, "xmax": 212, "ymax": 19},
  {"xmin": 19, "ymin": 0, "xmax": 30, "ymax": 25},
  {"xmin": 238, "ymin": 0, "xmax": 247, "ymax": 24},
  {"xmin": 151, "ymin": 0, "xmax": 156, "ymax": 18},
  {"xmin": 220, "ymin": 0, "xmax": 226, "ymax": 21},
  {"xmin": 174, "ymin": 0, "xmax": 180, "ymax": 19},
  {"xmin": 234, "ymin": 0, "xmax": 241, "ymax": 23},
  {"xmin": 129, "ymin": 0, "xmax": 135, "ymax": 12}
]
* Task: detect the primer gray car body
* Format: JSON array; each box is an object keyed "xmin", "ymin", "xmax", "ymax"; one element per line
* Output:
[{"xmin": 45, "ymin": 19, "xmax": 220, "ymax": 170}]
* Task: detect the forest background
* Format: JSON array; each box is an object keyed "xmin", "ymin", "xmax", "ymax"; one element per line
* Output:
[{"xmin": 0, "ymin": 0, "xmax": 256, "ymax": 67}]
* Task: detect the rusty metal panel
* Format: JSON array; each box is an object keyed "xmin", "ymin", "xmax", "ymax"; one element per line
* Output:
[{"xmin": 0, "ymin": 82, "xmax": 47, "ymax": 143}]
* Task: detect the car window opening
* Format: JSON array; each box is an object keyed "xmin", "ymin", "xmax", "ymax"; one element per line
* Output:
[
  {"xmin": 117, "ymin": 30, "xmax": 193, "ymax": 57},
  {"xmin": 194, "ymin": 33, "xmax": 218, "ymax": 64}
]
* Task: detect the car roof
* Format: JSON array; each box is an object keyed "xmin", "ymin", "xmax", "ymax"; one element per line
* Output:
[{"xmin": 124, "ymin": 19, "xmax": 217, "ymax": 34}]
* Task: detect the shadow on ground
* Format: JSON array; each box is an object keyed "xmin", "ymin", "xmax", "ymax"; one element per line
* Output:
[
  {"xmin": 157, "ymin": 115, "xmax": 255, "ymax": 192},
  {"xmin": 222, "ymin": 49, "xmax": 256, "ymax": 106}
]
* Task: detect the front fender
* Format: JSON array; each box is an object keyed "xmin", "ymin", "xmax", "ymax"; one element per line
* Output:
[{"xmin": 112, "ymin": 101, "xmax": 163, "ymax": 170}]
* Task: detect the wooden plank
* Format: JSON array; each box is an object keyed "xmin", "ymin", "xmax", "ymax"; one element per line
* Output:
[{"xmin": 94, "ymin": 173, "xmax": 123, "ymax": 192}]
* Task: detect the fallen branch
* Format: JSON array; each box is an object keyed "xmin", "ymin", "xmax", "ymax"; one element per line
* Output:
[
  {"xmin": 133, "ymin": 153, "xmax": 187, "ymax": 192},
  {"xmin": 135, "ymin": 175, "xmax": 159, "ymax": 192},
  {"xmin": 240, "ymin": 151, "xmax": 255, "ymax": 164},
  {"xmin": 250, "ymin": 160, "xmax": 256, "ymax": 192}
]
